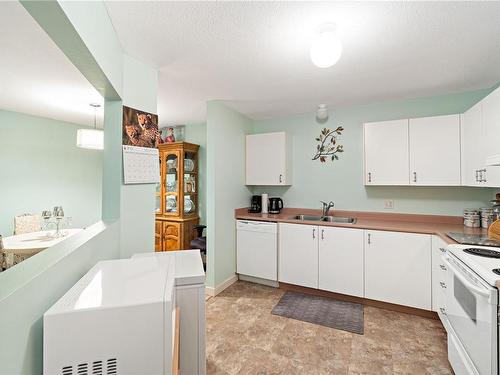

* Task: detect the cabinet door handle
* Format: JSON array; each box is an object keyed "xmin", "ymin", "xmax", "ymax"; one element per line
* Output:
[
  {"xmin": 439, "ymin": 247, "xmax": 446, "ymax": 253},
  {"xmin": 312, "ymin": 228, "xmax": 316, "ymax": 239},
  {"xmin": 439, "ymin": 282, "xmax": 447, "ymax": 289},
  {"xmin": 477, "ymin": 168, "xmax": 487, "ymax": 183},
  {"xmin": 368, "ymin": 172, "xmax": 372, "ymax": 183},
  {"xmin": 367, "ymin": 233, "xmax": 371, "ymax": 244},
  {"xmin": 413, "ymin": 172, "xmax": 417, "ymax": 183},
  {"xmin": 439, "ymin": 307, "xmax": 447, "ymax": 315},
  {"xmin": 321, "ymin": 229, "xmax": 324, "ymax": 240},
  {"xmin": 279, "ymin": 174, "xmax": 283, "ymax": 183},
  {"xmin": 440, "ymin": 264, "xmax": 447, "ymax": 271}
]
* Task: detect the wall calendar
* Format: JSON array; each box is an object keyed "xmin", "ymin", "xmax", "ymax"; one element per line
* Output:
[{"xmin": 122, "ymin": 145, "xmax": 160, "ymax": 184}]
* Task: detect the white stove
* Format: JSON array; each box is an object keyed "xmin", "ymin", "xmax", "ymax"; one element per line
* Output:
[
  {"xmin": 444, "ymin": 244, "xmax": 499, "ymax": 375},
  {"xmin": 448, "ymin": 244, "xmax": 500, "ymax": 287}
]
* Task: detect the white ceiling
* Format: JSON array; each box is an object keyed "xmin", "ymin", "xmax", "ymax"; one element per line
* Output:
[
  {"xmin": 105, "ymin": 1, "xmax": 500, "ymax": 124},
  {"xmin": 0, "ymin": 2, "xmax": 103, "ymax": 126}
]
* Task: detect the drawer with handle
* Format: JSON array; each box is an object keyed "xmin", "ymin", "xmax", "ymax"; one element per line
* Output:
[
  {"xmin": 431, "ymin": 238, "xmax": 450, "ymax": 313},
  {"xmin": 433, "ymin": 246, "xmax": 449, "ymax": 277}
]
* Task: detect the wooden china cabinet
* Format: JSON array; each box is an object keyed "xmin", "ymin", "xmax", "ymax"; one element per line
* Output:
[{"xmin": 155, "ymin": 142, "xmax": 200, "ymax": 251}]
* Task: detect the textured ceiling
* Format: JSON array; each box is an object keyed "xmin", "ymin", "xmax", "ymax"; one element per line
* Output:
[
  {"xmin": 0, "ymin": 2, "xmax": 103, "ymax": 126},
  {"xmin": 105, "ymin": 1, "xmax": 500, "ymax": 124}
]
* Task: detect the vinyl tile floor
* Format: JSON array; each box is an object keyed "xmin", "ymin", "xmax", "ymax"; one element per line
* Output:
[{"xmin": 206, "ymin": 281, "xmax": 453, "ymax": 375}]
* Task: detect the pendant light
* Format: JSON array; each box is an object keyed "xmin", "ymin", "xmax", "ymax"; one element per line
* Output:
[{"xmin": 77, "ymin": 103, "xmax": 103, "ymax": 150}]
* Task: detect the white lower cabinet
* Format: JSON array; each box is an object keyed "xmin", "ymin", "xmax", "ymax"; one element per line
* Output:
[
  {"xmin": 278, "ymin": 223, "xmax": 318, "ymax": 288},
  {"xmin": 277, "ymin": 222, "xmax": 434, "ymax": 311},
  {"xmin": 319, "ymin": 226, "xmax": 364, "ymax": 297},
  {"xmin": 364, "ymin": 230, "xmax": 432, "ymax": 310},
  {"xmin": 431, "ymin": 236, "xmax": 449, "ymax": 316}
]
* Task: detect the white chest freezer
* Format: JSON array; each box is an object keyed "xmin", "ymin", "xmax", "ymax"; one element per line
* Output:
[
  {"xmin": 132, "ymin": 250, "xmax": 206, "ymax": 375},
  {"xmin": 44, "ymin": 257, "xmax": 177, "ymax": 375}
]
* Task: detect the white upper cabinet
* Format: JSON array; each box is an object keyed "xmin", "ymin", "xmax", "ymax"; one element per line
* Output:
[
  {"xmin": 461, "ymin": 88, "xmax": 500, "ymax": 188},
  {"xmin": 361, "ymin": 88, "xmax": 500, "ymax": 187},
  {"xmin": 246, "ymin": 132, "xmax": 292, "ymax": 185},
  {"xmin": 319, "ymin": 226, "xmax": 364, "ymax": 298},
  {"xmin": 364, "ymin": 114, "xmax": 469, "ymax": 186},
  {"xmin": 481, "ymin": 88, "xmax": 500, "ymax": 186},
  {"xmin": 482, "ymin": 166, "xmax": 500, "ymax": 187},
  {"xmin": 483, "ymin": 87, "xmax": 500, "ymax": 164},
  {"xmin": 461, "ymin": 103, "xmax": 483, "ymax": 186},
  {"xmin": 364, "ymin": 119, "xmax": 409, "ymax": 185},
  {"xmin": 409, "ymin": 115, "xmax": 461, "ymax": 186}
]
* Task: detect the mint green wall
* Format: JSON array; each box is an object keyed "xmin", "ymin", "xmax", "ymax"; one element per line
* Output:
[
  {"xmin": 251, "ymin": 89, "xmax": 495, "ymax": 216},
  {"xmin": 57, "ymin": 0, "xmax": 124, "ymax": 96},
  {"xmin": 0, "ymin": 110, "xmax": 102, "ymax": 235},
  {"xmin": 119, "ymin": 54, "xmax": 158, "ymax": 258},
  {"xmin": 0, "ymin": 221, "xmax": 120, "ymax": 375},
  {"xmin": 0, "ymin": 2, "xmax": 156, "ymax": 374},
  {"xmin": 205, "ymin": 89, "xmax": 496, "ymax": 292},
  {"xmin": 102, "ymin": 99, "xmax": 123, "ymax": 221},
  {"xmin": 206, "ymin": 102, "xmax": 252, "ymax": 289},
  {"xmin": 184, "ymin": 123, "xmax": 207, "ymax": 225}
]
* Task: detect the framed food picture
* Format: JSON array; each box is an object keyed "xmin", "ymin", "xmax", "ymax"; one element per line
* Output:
[{"xmin": 122, "ymin": 106, "xmax": 161, "ymax": 148}]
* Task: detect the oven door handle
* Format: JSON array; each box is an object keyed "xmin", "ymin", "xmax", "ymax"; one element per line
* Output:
[{"xmin": 444, "ymin": 257, "xmax": 491, "ymax": 298}]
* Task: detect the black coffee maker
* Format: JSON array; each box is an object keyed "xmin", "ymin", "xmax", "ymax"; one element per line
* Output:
[
  {"xmin": 269, "ymin": 197, "xmax": 283, "ymax": 214},
  {"xmin": 248, "ymin": 195, "xmax": 262, "ymax": 213}
]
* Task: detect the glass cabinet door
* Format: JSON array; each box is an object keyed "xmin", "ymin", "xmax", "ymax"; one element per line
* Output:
[
  {"xmin": 164, "ymin": 151, "xmax": 179, "ymax": 215},
  {"xmin": 183, "ymin": 151, "xmax": 197, "ymax": 216}
]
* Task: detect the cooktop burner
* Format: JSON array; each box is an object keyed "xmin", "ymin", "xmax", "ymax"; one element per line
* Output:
[
  {"xmin": 463, "ymin": 248, "xmax": 500, "ymax": 259},
  {"xmin": 493, "ymin": 269, "xmax": 500, "ymax": 276}
]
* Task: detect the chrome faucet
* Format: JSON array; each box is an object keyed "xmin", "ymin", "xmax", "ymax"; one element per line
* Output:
[{"xmin": 321, "ymin": 201, "xmax": 335, "ymax": 217}]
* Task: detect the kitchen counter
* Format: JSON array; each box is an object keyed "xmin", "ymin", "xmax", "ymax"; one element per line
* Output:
[{"xmin": 235, "ymin": 207, "xmax": 487, "ymax": 244}]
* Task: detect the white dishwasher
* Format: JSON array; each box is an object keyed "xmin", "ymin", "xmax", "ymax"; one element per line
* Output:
[{"xmin": 236, "ymin": 220, "xmax": 278, "ymax": 283}]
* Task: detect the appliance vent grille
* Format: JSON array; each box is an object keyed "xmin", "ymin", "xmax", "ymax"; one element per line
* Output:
[
  {"xmin": 77, "ymin": 363, "xmax": 88, "ymax": 375},
  {"xmin": 106, "ymin": 358, "xmax": 117, "ymax": 375},
  {"xmin": 61, "ymin": 359, "xmax": 117, "ymax": 375},
  {"xmin": 92, "ymin": 360, "xmax": 103, "ymax": 375}
]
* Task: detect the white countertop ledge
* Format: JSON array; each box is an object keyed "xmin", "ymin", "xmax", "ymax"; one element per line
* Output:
[
  {"xmin": 46, "ymin": 250, "xmax": 205, "ymax": 315},
  {"xmin": 132, "ymin": 249, "xmax": 206, "ymax": 286}
]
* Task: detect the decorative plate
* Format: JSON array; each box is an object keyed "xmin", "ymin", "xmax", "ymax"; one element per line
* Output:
[
  {"xmin": 184, "ymin": 197, "xmax": 195, "ymax": 213},
  {"xmin": 185, "ymin": 159, "xmax": 195, "ymax": 172}
]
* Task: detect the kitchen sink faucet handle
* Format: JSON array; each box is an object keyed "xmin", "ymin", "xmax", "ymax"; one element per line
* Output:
[{"xmin": 320, "ymin": 201, "xmax": 335, "ymax": 217}]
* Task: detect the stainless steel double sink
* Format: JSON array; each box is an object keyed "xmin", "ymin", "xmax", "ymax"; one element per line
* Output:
[{"xmin": 291, "ymin": 214, "xmax": 357, "ymax": 224}]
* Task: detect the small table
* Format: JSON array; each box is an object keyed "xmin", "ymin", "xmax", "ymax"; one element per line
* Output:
[{"xmin": 1, "ymin": 229, "xmax": 82, "ymax": 269}]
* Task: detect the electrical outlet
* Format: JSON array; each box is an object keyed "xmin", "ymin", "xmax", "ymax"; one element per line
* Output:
[{"xmin": 384, "ymin": 200, "xmax": 394, "ymax": 209}]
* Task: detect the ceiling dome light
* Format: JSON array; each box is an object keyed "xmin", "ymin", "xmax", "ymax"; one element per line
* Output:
[
  {"xmin": 310, "ymin": 23, "xmax": 342, "ymax": 68},
  {"xmin": 316, "ymin": 104, "xmax": 329, "ymax": 121}
]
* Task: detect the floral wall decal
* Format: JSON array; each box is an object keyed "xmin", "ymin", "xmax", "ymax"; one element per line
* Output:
[{"xmin": 312, "ymin": 126, "xmax": 344, "ymax": 163}]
